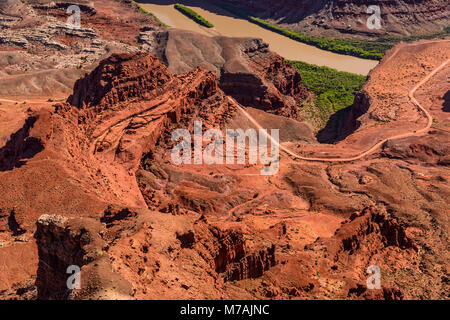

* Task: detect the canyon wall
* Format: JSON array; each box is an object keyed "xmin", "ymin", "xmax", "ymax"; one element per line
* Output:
[
  {"xmin": 220, "ymin": 0, "xmax": 449, "ymax": 37},
  {"xmin": 142, "ymin": 29, "xmax": 312, "ymax": 120}
]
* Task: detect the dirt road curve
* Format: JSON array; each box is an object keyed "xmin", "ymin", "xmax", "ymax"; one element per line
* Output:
[{"xmin": 229, "ymin": 41, "xmax": 450, "ymax": 163}]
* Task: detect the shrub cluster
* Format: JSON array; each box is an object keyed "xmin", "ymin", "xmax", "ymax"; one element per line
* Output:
[
  {"xmin": 287, "ymin": 60, "xmax": 366, "ymax": 117},
  {"xmin": 174, "ymin": 3, "xmax": 214, "ymax": 28}
]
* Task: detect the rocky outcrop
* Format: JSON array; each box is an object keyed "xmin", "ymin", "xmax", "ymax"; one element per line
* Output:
[
  {"xmin": 186, "ymin": 222, "xmax": 278, "ymax": 282},
  {"xmin": 68, "ymin": 53, "xmax": 174, "ymax": 110},
  {"xmin": 294, "ymin": 206, "xmax": 418, "ymax": 300},
  {"xmin": 0, "ymin": 0, "xmax": 26, "ymax": 17},
  {"xmin": 34, "ymin": 215, "xmax": 91, "ymax": 299},
  {"xmin": 34, "ymin": 212, "xmax": 140, "ymax": 300},
  {"xmin": 211, "ymin": 227, "xmax": 247, "ymax": 274},
  {"xmin": 381, "ymin": 132, "xmax": 450, "ymax": 164},
  {"xmin": 0, "ymin": 35, "xmax": 29, "ymax": 48},
  {"xmin": 0, "ymin": 49, "xmax": 236, "ymax": 212},
  {"xmin": 221, "ymin": 39, "xmax": 310, "ymax": 119},
  {"xmin": 0, "ymin": 51, "xmax": 239, "ymax": 298},
  {"xmin": 341, "ymin": 90, "xmax": 371, "ymax": 137},
  {"xmin": 330, "ymin": 206, "xmax": 417, "ymax": 256},
  {"xmin": 0, "ymin": 19, "xmax": 97, "ymax": 50},
  {"xmin": 147, "ymin": 29, "xmax": 311, "ymax": 120},
  {"xmin": 305, "ymin": 206, "xmax": 418, "ymax": 258},
  {"xmin": 0, "ymin": 0, "xmax": 162, "ymax": 98},
  {"xmin": 31, "ymin": 1, "xmax": 97, "ymax": 16},
  {"xmin": 61, "ymin": 51, "xmax": 235, "ymax": 174},
  {"xmin": 171, "ymin": 216, "xmax": 279, "ymax": 285},
  {"xmin": 223, "ymin": 245, "xmax": 276, "ymax": 282}
]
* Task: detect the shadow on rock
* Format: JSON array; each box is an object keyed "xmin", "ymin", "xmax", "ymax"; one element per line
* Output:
[
  {"xmin": 443, "ymin": 90, "xmax": 450, "ymax": 112},
  {"xmin": 0, "ymin": 116, "xmax": 44, "ymax": 171}
]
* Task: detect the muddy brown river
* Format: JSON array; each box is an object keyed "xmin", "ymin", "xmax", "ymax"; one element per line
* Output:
[{"xmin": 137, "ymin": 0, "xmax": 379, "ymax": 75}]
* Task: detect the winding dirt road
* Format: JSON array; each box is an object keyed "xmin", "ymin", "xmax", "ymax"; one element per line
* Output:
[{"xmin": 229, "ymin": 43, "xmax": 449, "ymax": 163}]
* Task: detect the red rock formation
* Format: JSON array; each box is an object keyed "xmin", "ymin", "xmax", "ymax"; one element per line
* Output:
[
  {"xmin": 318, "ymin": 206, "xmax": 418, "ymax": 259},
  {"xmin": 34, "ymin": 215, "xmax": 90, "ymax": 299},
  {"xmin": 1, "ymin": 33, "xmax": 449, "ymax": 301},
  {"xmin": 68, "ymin": 53, "xmax": 175, "ymax": 110},
  {"xmin": 182, "ymin": 220, "xmax": 278, "ymax": 283},
  {"xmin": 223, "ymin": 39, "xmax": 310, "ymax": 119},
  {"xmin": 150, "ymin": 31, "xmax": 311, "ymax": 120},
  {"xmin": 223, "ymin": 245, "xmax": 276, "ymax": 282},
  {"xmin": 0, "ymin": 52, "xmax": 241, "ymax": 298},
  {"xmin": 34, "ymin": 213, "xmax": 137, "ymax": 299}
]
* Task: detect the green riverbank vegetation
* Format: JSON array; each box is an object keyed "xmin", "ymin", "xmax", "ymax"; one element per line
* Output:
[
  {"xmin": 287, "ymin": 60, "xmax": 366, "ymax": 126},
  {"xmin": 174, "ymin": 3, "xmax": 214, "ymax": 28}
]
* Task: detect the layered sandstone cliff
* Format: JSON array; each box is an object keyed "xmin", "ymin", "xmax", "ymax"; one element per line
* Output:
[{"xmin": 142, "ymin": 29, "xmax": 312, "ymax": 120}]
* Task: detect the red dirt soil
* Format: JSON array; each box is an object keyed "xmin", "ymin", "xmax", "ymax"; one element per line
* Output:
[{"xmin": 0, "ymin": 1, "xmax": 449, "ymax": 301}]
